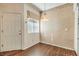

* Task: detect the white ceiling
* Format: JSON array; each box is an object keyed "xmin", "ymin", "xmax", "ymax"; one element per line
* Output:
[{"xmin": 33, "ymin": 3, "xmax": 66, "ymax": 11}]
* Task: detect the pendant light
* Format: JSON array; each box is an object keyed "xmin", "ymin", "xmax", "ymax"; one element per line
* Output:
[
  {"xmin": 27, "ymin": 10, "xmax": 31, "ymax": 20},
  {"xmin": 41, "ymin": 3, "xmax": 48, "ymax": 21}
]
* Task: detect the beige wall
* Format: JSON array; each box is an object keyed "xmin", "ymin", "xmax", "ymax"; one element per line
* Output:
[
  {"xmin": 23, "ymin": 3, "xmax": 40, "ymax": 49},
  {"xmin": 0, "ymin": 3, "xmax": 24, "ymax": 13},
  {"xmin": 40, "ymin": 4, "xmax": 75, "ymax": 50}
]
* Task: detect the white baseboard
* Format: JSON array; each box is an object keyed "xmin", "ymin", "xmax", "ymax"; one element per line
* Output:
[{"xmin": 40, "ymin": 41, "xmax": 75, "ymax": 51}]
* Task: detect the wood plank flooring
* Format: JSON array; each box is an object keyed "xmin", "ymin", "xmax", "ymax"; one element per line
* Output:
[{"xmin": 0, "ymin": 43, "xmax": 77, "ymax": 56}]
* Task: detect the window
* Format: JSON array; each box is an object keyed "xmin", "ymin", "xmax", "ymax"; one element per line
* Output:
[{"xmin": 27, "ymin": 18, "xmax": 39, "ymax": 33}]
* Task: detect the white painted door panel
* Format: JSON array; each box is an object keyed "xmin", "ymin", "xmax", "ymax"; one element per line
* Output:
[{"xmin": 1, "ymin": 13, "xmax": 22, "ymax": 51}]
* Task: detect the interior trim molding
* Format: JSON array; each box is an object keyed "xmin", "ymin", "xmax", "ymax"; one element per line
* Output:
[{"xmin": 40, "ymin": 42, "xmax": 75, "ymax": 51}]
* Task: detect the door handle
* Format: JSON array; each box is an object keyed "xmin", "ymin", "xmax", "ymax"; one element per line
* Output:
[{"xmin": 19, "ymin": 32, "xmax": 22, "ymax": 35}]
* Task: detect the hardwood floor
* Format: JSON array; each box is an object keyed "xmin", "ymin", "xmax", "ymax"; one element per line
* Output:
[{"xmin": 0, "ymin": 43, "xmax": 77, "ymax": 56}]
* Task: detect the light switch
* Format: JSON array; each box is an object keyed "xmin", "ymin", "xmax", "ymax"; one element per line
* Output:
[{"xmin": 65, "ymin": 28, "xmax": 68, "ymax": 31}]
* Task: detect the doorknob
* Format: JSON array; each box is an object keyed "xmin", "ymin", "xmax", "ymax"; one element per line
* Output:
[
  {"xmin": 19, "ymin": 30, "xmax": 22, "ymax": 35},
  {"xmin": 19, "ymin": 32, "xmax": 22, "ymax": 35}
]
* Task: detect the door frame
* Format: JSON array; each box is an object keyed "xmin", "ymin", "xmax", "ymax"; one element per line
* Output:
[{"xmin": 0, "ymin": 12, "xmax": 24, "ymax": 52}]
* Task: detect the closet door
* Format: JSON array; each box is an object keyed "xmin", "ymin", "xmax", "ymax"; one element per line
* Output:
[{"xmin": 1, "ymin": 13, "xmax": 22, "ymax": 51}]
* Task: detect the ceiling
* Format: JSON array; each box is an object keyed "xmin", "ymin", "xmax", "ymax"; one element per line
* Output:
[{"xmin": 33, "ymin": 3, "xmax": 66, "ymax": 11}]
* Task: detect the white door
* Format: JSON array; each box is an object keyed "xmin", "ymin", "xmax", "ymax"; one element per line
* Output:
[{"xmin": 1, "ymin": 13, "xmax": 22, "ymax": 51}]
